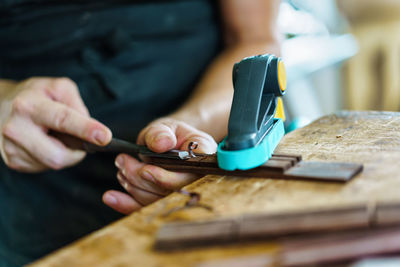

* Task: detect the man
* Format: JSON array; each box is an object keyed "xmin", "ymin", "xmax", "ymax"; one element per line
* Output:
[{"xmin": 0, "ymin": 0, "xmax": 280, "ymax": 265}]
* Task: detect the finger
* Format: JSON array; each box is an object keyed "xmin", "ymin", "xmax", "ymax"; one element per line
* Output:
[
  {"xmin": 102, "ymin": 190, "xmax": 143, "ymax": 215},
  {"xmin": 117, "ymin": 172, "xmax": 162, "ymax": 206},
  {"xmin": 2, "ymin": 137, "xmax": 47, "ymax": 172},
  {"xmin": 140, "ymin": 164, "xmax": 199, "ymax": 191},
  {"xmin": 137, "ymin": 123, "xmax": 177, "ymax": 153},
  {"xmin": 44, "ymin": 78, "xmax": 90, "ymax": 117},
  {"xmin": 115, "ymin": 154, "xmax": 171, "ymax": 196},
  {"xmin": 3, "ymin": 136, "xmax": 39, "ymax": 163},
  {"xmin": 137, "ymin": 119, "xmax": 217, "ymax": 154},
  {"xmin": 30, "ymin": 98, "xmax": 111, "ymax": 146},
  {"xmin": 179, "ymin": 134, "xmax": 217, "ymax": 154},
  {"xmin": 169, "ymin": 122, "xmax": 217, "ymax": 154},
  {"xmin": 3, "ymin": 117, "xmax": 85, "ymax": 170},
  {"xmin": 7, "ymin": 155, "xmax": 47, "ymax": 173}
]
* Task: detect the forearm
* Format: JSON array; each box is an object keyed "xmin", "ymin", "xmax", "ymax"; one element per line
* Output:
[{"xmin": 170, "ymin": 41, "xmax": 280, "ymax": 142}]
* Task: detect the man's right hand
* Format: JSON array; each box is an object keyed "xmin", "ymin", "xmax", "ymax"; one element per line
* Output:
[{"xmin": 0, "ymin": 77, "xmax": 112, "ymax": 173}]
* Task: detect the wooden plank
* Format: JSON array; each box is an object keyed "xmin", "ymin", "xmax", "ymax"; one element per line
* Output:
[
  {"xmin": 154, "ymin": 220, "xmax": 235, "ymax": 250},
  {"xmin": 154, "ymin": 202, "xmax": 400, "ymax": 250},
  {"xmin": 283, "ymin": 161, "xmax": 364, "ymax": 182},
  {"xmin": 376, "ymin": 202, "xmax": 400, "ymax": 225},
  {"xmin": 146, "ymin": 154, "xmax": 295, "ymax": 170},
  {"xmin": 196, "ymin": 227, "xmax": 400, "ymax": 267},
  {"xmin": 146, "ymin": 154, "xmax": 362, "ymax": 182},
  {"xmin": 272, "ymin": 154, "xmax": 302, "ymax": 162},
  {"xmin": 271, "ymin": 154, "xmax": 302, "ymax": 166},
  {"xmin": 196, "ymin": 254, "xmax": 272, "ymax": 267},
  {"xmin": 280, "ymin": 226, "xmax": 400, "ymax": 266},
  {"xmin": 266, "ymin": 157, "xmax": 297, "ymax": 166}
]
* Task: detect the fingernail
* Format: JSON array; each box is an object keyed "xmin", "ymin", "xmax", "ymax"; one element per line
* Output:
[
  {"xmin": 141, "ymin": 170, "xmax": 156, "ymax": 183},
  {"xmin": 115, "ymin": 156, "xmax": 124, "ymax": 169},
  {"xmin": 104, "ymin": 194, "xmax": 117, "ymax": 205},
  {"xmin": 196, "ymin": 139, "xmax": 217, "ymax": 154},
  {"xmin": 153, "ymin": 133, "xmax": 172, "ymax": 145},
  {"xmin": 93, "ymin": 129, "xmax": 108, "ymax": 144}
]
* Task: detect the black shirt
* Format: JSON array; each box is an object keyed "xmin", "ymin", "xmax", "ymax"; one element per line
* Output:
[{"xmin": 0, "ymin": 1, "xmax": 221, "ymax": 265}]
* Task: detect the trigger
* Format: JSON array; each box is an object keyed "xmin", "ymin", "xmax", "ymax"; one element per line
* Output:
[{"xmin": 274, "ymin": 97, "xmax": 286, "ymax": 121}]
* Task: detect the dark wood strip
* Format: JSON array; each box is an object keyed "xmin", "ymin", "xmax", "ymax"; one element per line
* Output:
[
  {"xmin": 280, "ymin": 226, "xmax": 400, "ymax": 266},
  {"xmin": 262, "ymin": 159, "xmax": 293, "ymax": 170},
  {"xmin": 154, "ymin": 203, "xmax": 400, "ymax": 251},
  {"xmin": 283, "ymin": 161, "xmax": 364, "ymax": 182},
  {"xmin": 376, "ymin": 202, "xmax": 400, "ymax": 226},
  {"xmin": 238, "ymin": 206, "xmax": 369, "ymax": 238},
  {"xmin": 147, "ymin": 164, "xmax": 287, "ymax": 178},
  {"xmin": 272, "ymin": 154, "xmax": 302, "ymax": 162},
  {"xmin": 196, "ymin": 254, "xmax": 272, "ymax": 267},
  {"xmin": 266, "ymin": 156, "xmax": 298, "ymax": 167},
  {"xmin": 195, "ymin": 227, "xmax": 400, "ymax": 267},
  {"xmin": 146, "ymin": 154, "xmax": 296, "ymax": 170},
  {"xmin": 155, "ymin": 220, "xmax": 235, "ymax": 250},
  {"xmin": 145, "ymin": 154, "xmax": 362, "ymax": 182}
]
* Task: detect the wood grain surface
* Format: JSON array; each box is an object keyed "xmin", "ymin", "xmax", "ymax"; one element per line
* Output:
[{"xmin": 30, "ymin": 111, "xmax": 400, "ymax": 267}]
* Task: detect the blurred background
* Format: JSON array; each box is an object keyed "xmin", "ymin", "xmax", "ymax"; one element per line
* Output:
[{"xmin": 279, "ymin": 0, "xmax": 400, "ymax": 131}]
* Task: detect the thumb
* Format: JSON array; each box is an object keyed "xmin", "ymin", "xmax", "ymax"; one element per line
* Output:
[
  {"xmin": 172, "ymin": 121, "xmax": 217, "ymax": 154},
  {"xmin": 178, "ymin": 134, "xmax": 217, "ymax": 155},
  {"xmin": 137, "ymin": 119, "xmax": 218, "ymax": 155},
  {"xmin": 137, "ymin": 122, "xmax": 177, "ymax": 153}
]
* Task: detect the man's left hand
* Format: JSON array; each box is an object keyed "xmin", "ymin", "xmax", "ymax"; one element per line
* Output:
[{"xmin": 102, "ymin": 118, "xmax": 217, "ymax": 214}]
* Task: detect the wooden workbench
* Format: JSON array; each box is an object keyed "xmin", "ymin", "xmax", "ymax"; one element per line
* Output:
[{"xmin": 31, "ymin": 111, "xmax": 400, "ymax": 267}]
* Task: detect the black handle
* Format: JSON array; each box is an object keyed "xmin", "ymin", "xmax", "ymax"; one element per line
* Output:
[{"xmin": 83, "ymin": 138, "xmax": 190, "ymax": 160}]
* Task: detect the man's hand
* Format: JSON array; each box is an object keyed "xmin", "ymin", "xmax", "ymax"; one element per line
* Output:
[
  {"xmin": 102, "ymin": 118, "xmax": 217, "ymax": 214},
  {"xmin": 0, "ymin": 77, "xmax": 112, "ymax": 172}
]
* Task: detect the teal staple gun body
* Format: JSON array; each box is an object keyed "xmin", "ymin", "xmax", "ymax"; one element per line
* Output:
[{"xmin": 217, "ymin": 54, "xmax": 287, "ymax": 171}]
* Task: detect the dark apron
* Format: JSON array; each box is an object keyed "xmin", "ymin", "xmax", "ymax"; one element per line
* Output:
[{"xmin": 0, "ymin": 1, "xmax": 221, "ymax": 265}]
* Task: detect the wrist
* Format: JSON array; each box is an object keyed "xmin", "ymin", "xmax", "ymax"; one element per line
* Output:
[{"xmin": 0, "ymin": 79, "xmax": 18, "ymax": 99}]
